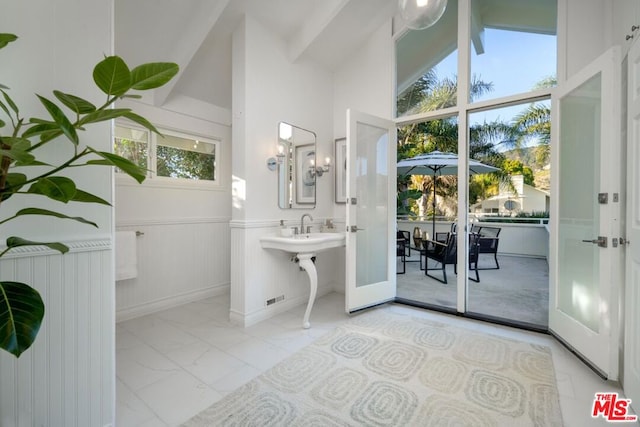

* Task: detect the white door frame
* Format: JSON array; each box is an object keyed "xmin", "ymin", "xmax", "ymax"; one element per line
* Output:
[{"xmin": 624, "ymin": 37, "xmax": 640, "ymax": 408}]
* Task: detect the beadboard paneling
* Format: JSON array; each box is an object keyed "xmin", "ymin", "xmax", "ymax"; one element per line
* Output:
[
  {"xmin": 0, "ymin": 241, "xmax": 114, "ymax": 427},
  {"xmin": 115, "ymin": 218, "xmax": 231, "ymax": 321}
]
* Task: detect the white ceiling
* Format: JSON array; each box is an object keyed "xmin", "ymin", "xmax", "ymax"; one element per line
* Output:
[{"xmin": 115, "ymin": 0, "xmax": 398, "ymax": 111}]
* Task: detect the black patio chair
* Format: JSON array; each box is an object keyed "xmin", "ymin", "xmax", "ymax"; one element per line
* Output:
[
  {"xmin": 423, "ymin": 233, "xmax": 480, "ymax": 284},
  {"xmin": 471, "ymin": 225, "xmax": 501, "ymax": 269},
  {"xmin": 396, "ymin": 238, "xmax": 406, "ymax": 274},
  {"xmin": 397, "ymin": 230, "xmax": 411, "ymax": 257}
]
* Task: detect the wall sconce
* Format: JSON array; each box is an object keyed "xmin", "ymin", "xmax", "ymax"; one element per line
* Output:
[
  {"xmin": 310, "ymin": 156, "xmax": 331, "ymax": 177},
  {"xmin": 267, "ymin": 144, "xmax": 286, "ymax": 171}
]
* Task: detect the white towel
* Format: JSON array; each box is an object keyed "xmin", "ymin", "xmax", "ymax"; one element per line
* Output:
[{"xmin": 116, "ymin": 231, "xmax": 138, "ymax": 281}]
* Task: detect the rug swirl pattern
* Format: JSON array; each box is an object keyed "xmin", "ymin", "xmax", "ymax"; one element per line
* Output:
[{"xmin": 183, "ymin": 310, "xmax": 563, "ymax": 426}]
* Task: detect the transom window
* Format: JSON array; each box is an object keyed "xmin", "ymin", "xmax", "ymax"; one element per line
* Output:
[
  {"xmin": 396, "ymin": 0, "xmax": 557, "ymax": 117},
  {"xmin": 114, "ymin": 124, "xmax": 218, "ymax": 184}
]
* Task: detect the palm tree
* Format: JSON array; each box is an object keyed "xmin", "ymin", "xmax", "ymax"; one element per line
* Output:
[{"xmin": 397, "ymin": 72, "xmax": 504, "ymax": 218}]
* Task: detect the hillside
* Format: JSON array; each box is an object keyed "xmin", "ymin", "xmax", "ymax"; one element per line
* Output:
[{"xmin": 502, "ymin": 146, "xmax": 550, "ymax": 192}]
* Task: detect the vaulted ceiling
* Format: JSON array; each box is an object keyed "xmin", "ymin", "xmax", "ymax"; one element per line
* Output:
[{"xmin": 115, "ymin": 0, "xmax": 398, "ymax": 111}]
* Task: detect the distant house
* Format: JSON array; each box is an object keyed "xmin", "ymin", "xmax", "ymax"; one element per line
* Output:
[{"xmin": 472, "ymin": 175, "xmax": 550, "ymax": 216}]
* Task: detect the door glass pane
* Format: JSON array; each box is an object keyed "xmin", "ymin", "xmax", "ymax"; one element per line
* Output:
[
  {"xmin": 396, "ymin": 115, "xmax": 459, "ymax": 310},
  {"xmin": 356, "ymin": 122, "xmax": 389, "ymax": 287},
  {"xmin": 396, "ymin": 0, "xmax": 458, "ymax": 117},
  {"xmin": 470, "ymin": 0, "xmax": 557, "ymax": 103},
  {"xmin": 558, "ymin": 73, "xmax": 601, "ymax": 333},
  {"xmin": 467, "ymin": 101, "xmax": 551, "ymax": 328}
]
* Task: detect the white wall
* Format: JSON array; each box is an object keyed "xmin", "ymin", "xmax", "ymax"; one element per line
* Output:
[
  {"xmin": 114, "ymin": 100, "xmax": 232, "ymax": 320},
  {"xmin": 230, "ymin": 15, "xmax": 339, "ymax": 325},
  {"xmin": 560, "ymin": 0, "xmax": 612, "ymax": 81},
  {"xmin": 0, "ymin": 1, "xmax": 116, "ymax": 426},
  {"xmin": 333, "ymin": 21, "xmax": 394, "ymax": 137}
]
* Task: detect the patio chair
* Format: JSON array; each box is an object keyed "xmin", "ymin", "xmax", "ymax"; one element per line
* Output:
[
  {"xmin": 397, "ymin": 230, "xmax": 411, "ymax": 257},
  {"xmin": 396, "ymin": 238, "xmax": 406, "ymax": 274},
  {"xmin": 420, "ymin": 232, "xmax": 449, "ymax": 270},
  {"xmin": 423, "ymin": 233, "xmax": 480, "ymax": 284},
  {"xmin": 471, "ymin": 225, "xmax": 501, "ymax": 269}
]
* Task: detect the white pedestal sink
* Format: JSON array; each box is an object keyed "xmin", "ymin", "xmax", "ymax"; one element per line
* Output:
[{"xmin": 260, "ymin": 232, "xmax": 345, "ymax": 328}]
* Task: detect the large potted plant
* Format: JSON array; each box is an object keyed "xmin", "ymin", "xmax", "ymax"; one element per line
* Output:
[{"xmin": 0, "ymin": 33, "xmax": 178, "ymax": 357}]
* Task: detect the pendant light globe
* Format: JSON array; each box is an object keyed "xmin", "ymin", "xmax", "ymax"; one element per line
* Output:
[{"xmin": 398, "ymin": 0, "xmax": 448, "ymax": 30}]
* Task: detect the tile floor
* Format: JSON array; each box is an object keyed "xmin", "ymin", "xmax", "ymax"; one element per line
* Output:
[{"xmin": 116, "ymin": 292, "xmax": 635, "ymax": 426}]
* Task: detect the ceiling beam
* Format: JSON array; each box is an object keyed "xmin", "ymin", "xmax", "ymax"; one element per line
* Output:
[
  {"xmin": 153, "ymin": 0, "xmax": 232, "ymax": 107},
  {"xmin": 470, "ymin": 0, "xmax": 485, "ymax": 55},
  {"xmin": 286, "ymin": 0, "xmax": 351, "ymax": 63}
]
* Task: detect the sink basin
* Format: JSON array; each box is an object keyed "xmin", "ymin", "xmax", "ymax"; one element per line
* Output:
[{"xmin": 260, "ymin": 232, "xmax": 345, "ymax": 254}]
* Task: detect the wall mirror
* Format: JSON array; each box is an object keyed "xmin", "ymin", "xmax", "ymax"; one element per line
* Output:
[{"xmin": 278, "ymin": 122, "xmax": 316, "ymax": 209}]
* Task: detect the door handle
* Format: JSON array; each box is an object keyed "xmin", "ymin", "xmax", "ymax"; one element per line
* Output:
[
  {"xmin": 582, "ymin": 236, "xmax": 607, "ymax": 248},
  {"xmin": 349, "ymin": 225, "xmax": 365, "ymax": 232}
]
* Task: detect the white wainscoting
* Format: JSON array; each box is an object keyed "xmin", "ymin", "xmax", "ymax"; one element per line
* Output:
[
  {"xmin": 0, "ymin": 240, "xmax": 115, "ymax": 427},
  {"xmin": 115, "ymin": 218, "xmax": 231, "ymax": 322}
]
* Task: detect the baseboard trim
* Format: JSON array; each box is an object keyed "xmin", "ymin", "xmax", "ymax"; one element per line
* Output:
[
  {"xmin": 230, "ymin": 286, "xmax": 333, "ymax": 327},
  {"xmin": 116, "ymin": 283, "xmax": 230, "ymax": 322}
]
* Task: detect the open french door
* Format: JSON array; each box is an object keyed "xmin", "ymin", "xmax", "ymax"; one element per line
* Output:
[
  {"xmin": 345, "ymin": 109, "xmax": 397, "ymax": 312},
  {"xmin": 625, "ymin": 38, "xmax": 640, "ymax": 408},
  {"xmin": 550, "ymin": 46, "xmax": 622, "ymax": 379}
]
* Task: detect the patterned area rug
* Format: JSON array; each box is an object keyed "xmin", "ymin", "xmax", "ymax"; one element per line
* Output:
[{"xmin": 182, "ymin": 310, "xmax": 563, "ymax": 426}]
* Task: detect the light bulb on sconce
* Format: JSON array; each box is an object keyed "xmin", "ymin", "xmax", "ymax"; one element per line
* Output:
[
  {"xmin": 310, "ymin": 156, "xmax": 331, "ymax": 177},
  {"xmin": 267, "ymin": 144, "xmax": 288, "ymax": 171}
]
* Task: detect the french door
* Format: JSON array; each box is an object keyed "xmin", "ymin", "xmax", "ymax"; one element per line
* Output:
[
  {"xmin": 625, "ymin": 37, "xmax": 640, "ymax": 406},
  {"xmin": 345, "ymin": 109, "xmax": 397, "ymax": 312},
  {"xmin": 550, "ymin": 46, "xmax": 622, "ymax": 379}
]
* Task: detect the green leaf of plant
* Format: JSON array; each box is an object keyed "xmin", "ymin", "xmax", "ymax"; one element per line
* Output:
[
  {"xmin": 53, "ymin": 90, "xmax": 97, "ymax": 115},
  {"xmin": 12, "ymin": 208, "xmax": 98, "ymax": 227},
  {"xmin": 6, "ymin": 236, "xmax": 69, "ymax": 254},
  {"xmin": 122, "ymin": 112, "xmax": 161, "ymax": 135},
  {"xmin": 14, "ymin": 159, "xmax": 51, "ymax": 167},
  {"xmin": 0, "ymin": 148, "xmax": 35, "ymax": 164},
  {"xmin": 0, "ymin": 281, "xmax": 44, "ymax": 358},
  {"xmin": 22, "ymin": 123, "xmax": 61, "ymax": 143},
  {"xmin": 93, "ymin": 56, "xmax": 131, "ymax": 97},
  {"xmin": 79, "ymin": 108, "xmax": 131, "ymax": 126},
  {"xmin": 28, "ymin": 118, "xmax": 55, "ymax": 125},
  {"xmin": 1, "ymin": 89, "xmax": 19, "ymax": 115},
  {"xmin": 36, "ymin": 95, "xmax": 78, "ymax": 145},
  {"xmin": 70, "ymin": 189, "xmax": 111, "ymax": 206},
  {"xmin": 27, "ymin": 176, "xmax": 77, "ymax": 203},
  {"xmin": 0, "ymin": 33, "xmax": 18, "ymax": 49},
  {"xmin": 1, "ymin": 173, "xmax": 27, "ymax": 201},
  {"xmin": 84, "ymin": 159, "xmax": 114, "ymax": 166},
  {"xmin": 2, "ymin": 137, "xmax": 31, "ymax": 150},
  {"xmin": 87, "ymin": 148, "xmax": 146, "ymax": 183},
  {"xmin": 0, "ymin": 119, "xmax": 4, "ymax": 128},
  {"xmin": 130, "ymin": 62, "xmax": 179, "ymax": 90}
]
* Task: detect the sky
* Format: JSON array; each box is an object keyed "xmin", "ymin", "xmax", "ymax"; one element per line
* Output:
[{"xmin": 432, "ymin": 27, "xmax": 556, "ymax": 127}]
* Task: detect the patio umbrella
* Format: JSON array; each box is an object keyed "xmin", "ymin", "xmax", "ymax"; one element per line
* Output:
[{"xmin": 397, "ymin": 150, "xmax": 499, "ymax": 237}]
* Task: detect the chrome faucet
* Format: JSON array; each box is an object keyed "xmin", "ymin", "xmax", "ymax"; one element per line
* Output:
[{"xmin": 300, "ymin": 213, "xmax": 313, "ymax": 234}]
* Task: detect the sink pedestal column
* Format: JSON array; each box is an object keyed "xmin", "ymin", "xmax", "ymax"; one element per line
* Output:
[{"xmin": 296, "ymin": 253, "xmax": 317, "ymax": 329}]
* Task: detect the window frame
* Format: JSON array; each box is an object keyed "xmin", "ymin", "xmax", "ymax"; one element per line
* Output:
[
  {"xmin": 393, "ymin": 0, "xmax": 557, "ymax": 312},
  {"xmin": 114, "ymin": 122, "xmax": 221, "ymax": 191}
]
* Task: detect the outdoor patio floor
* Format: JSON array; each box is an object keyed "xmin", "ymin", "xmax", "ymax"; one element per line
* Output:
[{"xmin": 396, "ymin": 249, "xmax": 549, "ymax": 328}]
